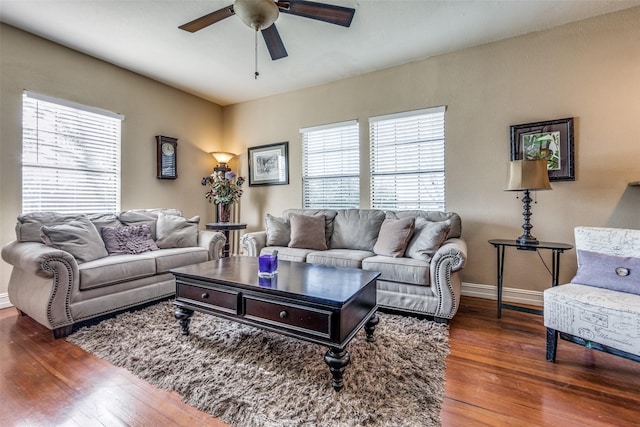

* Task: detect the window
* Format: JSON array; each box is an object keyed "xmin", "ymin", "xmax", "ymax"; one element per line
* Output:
[
  {"xmin": 369, "ymin": 106, "xmax": 446, "ymax": 211},
  {"xmin": 22, "ymin": 91, "xmax": 123, "ymax": 214},
  {"xmin": 301, "ymin": 120, "xmax": 359, "ymax": 209}
]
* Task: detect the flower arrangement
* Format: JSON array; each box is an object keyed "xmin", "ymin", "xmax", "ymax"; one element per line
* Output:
[{"xmin": 201, "ymin": 171, "xmax": 245, "ymax": 205}]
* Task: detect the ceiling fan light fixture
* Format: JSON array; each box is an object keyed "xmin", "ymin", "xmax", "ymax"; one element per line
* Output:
[{"xmin": 234, "ymin": 0, "xmax": 279, "ymax": 30}]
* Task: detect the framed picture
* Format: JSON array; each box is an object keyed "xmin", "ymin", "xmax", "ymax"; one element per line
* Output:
[
  {"xmin": 510, "ymin": 117, "xmax": 575, "ymax": 181},
  {"xmin": 248, "ymin": 142, "xmax": 289, "ymax": 186}
]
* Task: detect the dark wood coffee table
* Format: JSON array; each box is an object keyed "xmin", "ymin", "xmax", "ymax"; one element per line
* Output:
[{"xmin": 171, "ymin": 256, "xmax": 380, "ymax": 391}]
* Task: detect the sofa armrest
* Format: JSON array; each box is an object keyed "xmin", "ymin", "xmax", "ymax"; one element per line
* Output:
[
  {"xmin": 197, "ymin": 230, "xmax": 226, "ymax": 260},
  {"xmin": 430, "ymin": 238, "xmax": 467, "ymax": 319},
  {"xmin": 240, "ymin": 231, "xmax": 267, "ymax": 257},
  {"xmin": 1, "ymin": 240, "xmax": 78, "ymax": 330}
]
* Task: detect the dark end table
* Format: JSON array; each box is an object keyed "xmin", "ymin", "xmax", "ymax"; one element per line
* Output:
[
  {"xmin": 205, "ymin": 222, "xmax": 247, "ymax": 257},
  {"xmin": 488, "ymin": 239, "xmax": 573, "ymax": 318}
]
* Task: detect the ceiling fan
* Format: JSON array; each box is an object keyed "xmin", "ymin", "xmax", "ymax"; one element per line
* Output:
[{"xmin": 179, "ymin": 0, "xmax": 356, "ymax": 61}]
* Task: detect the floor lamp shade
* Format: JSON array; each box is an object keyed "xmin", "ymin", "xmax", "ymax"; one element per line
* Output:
[{"xmin": 506, "ymin": 159, "xmax": 552, "ymax": 245}]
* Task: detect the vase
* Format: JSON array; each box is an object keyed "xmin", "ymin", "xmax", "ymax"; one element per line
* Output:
[{"xmin": 217, "ymin": 204, "xmax": 231, "ymax": 223}]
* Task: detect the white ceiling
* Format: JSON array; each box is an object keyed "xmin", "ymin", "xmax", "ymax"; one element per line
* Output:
[{"xmin": 2, "ymin": 0, "xmax": 639, "ymax": 106}]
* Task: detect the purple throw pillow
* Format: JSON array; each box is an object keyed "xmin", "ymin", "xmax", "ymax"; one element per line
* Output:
[
  {"xmin": 571, "ymin": 250, "xmax": 640, "ymax": 295},
  {"xmin": 101, "ymin": 224, "xmax": 159, "ymax": 255}
]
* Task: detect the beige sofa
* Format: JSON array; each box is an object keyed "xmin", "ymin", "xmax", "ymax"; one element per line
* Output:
[
  {"xmin": 241, "ymin": 209, "xmax": 467, "ymax": 322},
  {"xmin": 1, "ymin": 209, "xmax": 225, "ymax": 338}
]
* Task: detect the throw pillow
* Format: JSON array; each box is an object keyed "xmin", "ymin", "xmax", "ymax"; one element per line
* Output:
[
  {"xmin": 118, "ymin": 211, "xmax": 158, "ymax": 239},
  {"xmin": 265, "ymin": 214, "xmax": 291, "ymax": 246},
  {"xmin": 405, "ymin": 219, "xmax": 451, "ymax": 262},
  {"xmin": 101, "ymin": 224, "xmax": 159, "ymax": 255},
  {"xmin": 571, "ymin": 250, "xmax": 640, "ymax": 295},
  {"xmin": 288, "ymin": 214, "xmax": 328, "ymax": 251},
  {"xmin": 155, "ymin": 214, "xmax": 199, "ymax": 248},
  {"xmin": 40, "ymin": 216, "xmax": 109, "ymax": 263},
  {"xmin": 373, "ymin": 217, "xmax": 416, "ymax": 257}
]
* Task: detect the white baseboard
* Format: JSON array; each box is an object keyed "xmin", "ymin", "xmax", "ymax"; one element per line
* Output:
[
  {"xmin": 0, "ymin": 285, "xmax": 541, "ymax": 311},
  {"xmin": 461, "ymin": 282, "xmax": 543, "ymax": 307},
  {"xmin": 0, "ymin": 293, "xmax": 13, "ymax": 310}
]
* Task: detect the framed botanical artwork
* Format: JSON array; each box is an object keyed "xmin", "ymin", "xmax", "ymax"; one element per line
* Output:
[
  {"xmin": 510, "ymin": 117, "xmax": 575, "ymax": 181},
  {"xmin": 248, "ymin": 141, "xmax": 289, "ymax": 186}
]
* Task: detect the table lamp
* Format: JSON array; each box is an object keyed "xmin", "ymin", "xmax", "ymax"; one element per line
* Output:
[{"xmin": 506, "ymin": 159, "xmax": 552, "ymax": 245}]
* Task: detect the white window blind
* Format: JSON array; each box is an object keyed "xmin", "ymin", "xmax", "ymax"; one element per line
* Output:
[
  {"xmin": 22, "ymin": 91, "xmax": 123, "ymax": 214},
  {"xmin": 370, "ymin": 106, "xmax": 446, "ymax": 211},
  {"xmin": 301, "ymin": 120, "xmax": 359, "ymax": 208}
]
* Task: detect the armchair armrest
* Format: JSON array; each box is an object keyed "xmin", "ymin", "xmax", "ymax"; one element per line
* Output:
[
  {"xmin": 430, "ymin": 238, "xmax": 468, "ymax": 319},
  {"xmin": 240, "ymin": 231, "xmax": 267, "ymax": 257},
  {"xmin": 197, "ymin": 230, "xmax": 226, "ymax": 260}
]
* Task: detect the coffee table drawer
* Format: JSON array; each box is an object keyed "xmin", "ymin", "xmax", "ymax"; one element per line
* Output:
[
  {"xmin": 243, "ymin": 296, "xmax": 332, "ymax": 339},
  {"xmin": 177, "ymin": 283, "xmax": 239, "ymax": 314}
]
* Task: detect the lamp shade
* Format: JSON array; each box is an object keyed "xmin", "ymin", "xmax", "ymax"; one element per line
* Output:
[
  {"xmin": 210, "ymin": 152, "xmax": 236, "ymax": 164},
  {"xmin": 506, "ymin": 159, "xmax": 552, "ymax": 191}
]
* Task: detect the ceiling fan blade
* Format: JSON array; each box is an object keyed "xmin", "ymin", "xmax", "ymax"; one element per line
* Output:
[
  {"xmin": 262, "ymin": 24, "xmax": 288, "ymax": 60},
  {"xmin": 277, "ymin": 1, "xmax": 355, "ymax": 27},
  {"xmin": 179, "ymin": 5, "xmax": 235, "ymax": 33}
]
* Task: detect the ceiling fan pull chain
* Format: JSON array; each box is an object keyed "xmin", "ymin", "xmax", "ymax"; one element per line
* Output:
[{"xmin": 254, "ymin": 28, "xmax": 259, "ymax": 80}]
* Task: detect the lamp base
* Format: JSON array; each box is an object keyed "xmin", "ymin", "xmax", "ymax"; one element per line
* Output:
[{"xmin": 516, "ymin": 235, "xmax": 539, "ymax": 246}]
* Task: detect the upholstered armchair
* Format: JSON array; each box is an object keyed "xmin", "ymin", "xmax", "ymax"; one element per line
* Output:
[{"xmin": 544, "ymin": 227, "xmax": 640, "ymax": 363}]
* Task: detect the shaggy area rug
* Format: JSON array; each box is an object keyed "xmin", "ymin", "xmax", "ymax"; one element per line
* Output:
[{"xmin": 67, "ymin": 301, "xmax": 449, "ymax": 427}]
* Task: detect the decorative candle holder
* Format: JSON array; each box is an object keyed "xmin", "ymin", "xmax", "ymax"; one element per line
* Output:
[{"xmin": 258, "ymin": 252, "xmax": 278, "ymax": 278}]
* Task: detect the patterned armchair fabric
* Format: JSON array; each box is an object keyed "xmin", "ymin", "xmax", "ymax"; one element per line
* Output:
[{"xmin": 544, "ymin": 227, "xmax": 640, "ymax": 362}]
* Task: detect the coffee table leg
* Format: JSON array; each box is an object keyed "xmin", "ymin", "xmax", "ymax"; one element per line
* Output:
[
  {"xmin": 324, "ymin": 347, "xmax": 350, "ymax": 392},
  {"xmin": 364, "ymin": 313, "xmax": 379, "ymax": 342},
  {"xmin": 174, "ymin": 306, "xmax": 194, "ymax": 336}
]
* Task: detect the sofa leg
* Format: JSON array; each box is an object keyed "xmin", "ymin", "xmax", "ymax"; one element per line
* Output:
[
  {"xmin": 53, "ymin": 325, "xmax": 73, "ymax": 339},
  {"xmin": 434, "ymin": 317, "xmax": 449, "ymax": 324},
  {"xmin": 546, "ymin": 327, "xmax": 558, "ymax": 362}
]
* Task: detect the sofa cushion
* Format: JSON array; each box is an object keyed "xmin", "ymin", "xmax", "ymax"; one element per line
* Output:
[
  {"xmin": 259, "ymin": 246, "xmax": 315, "ymax": 263},
  {"xmin": 118, "ymin": 211, "xmax": 159, "ymax": 238},
  {"xmin": 306, "ymin": 249, "xmax": 375, "ymax": 269},
  {"xmin": 374, "ymin": 217, "xmax": 416, "ymax": 257},
  {"xmin": 265, "ymin": 214, "xmax": 291, "ymax": 246},
  {"xmin": 362, "ymin": 255, "xmax": 430, "ymax": 287},
  {"xmin": 155, "ymin": 214, "xmax": 199, "ymax": 248},
  {"xmin": 87, "ymin": 213, "xmax": 122, "ymax": 236},
  {"xmin": 388, "ymin": 210, "xmax": 462, "ymax": 240},
  {"xmin": 40, "ymin": 216, "xmax": 109, "ymax": 263},
  {"xmin": 283, "ymin": 209, "xmax": 337, "ymax": 245},
  {"xmin": 571, "ymin": 250, "xmax": 640, "ymax": 295},
  {"xmin": 78, "ymin": 253, "xmax": 157, "ymax": 290},
  {"xmin": 151, "ymin": 247, "xmax": 209, "ymax": 273},
  {"xmin": 288, "ymin": 214, "xmax": 328, "ymax": 251},
  {"xmin": 101, "ymin": 224, "xmax": 159, "ymax": 255},
  {"xmin": 330, "ymin": 209, "xmax": 386, "ymax": 251},
  {"xmin": 118, "ymin": 209, "xmax": 183, "ymax": 239},
  {"xmin": 15, "ymin": 212, "xmax": 86, "ymax": 243},
  {"xmin": 405, "ymin": 219, "xmax": 451, "ymax": 262}
]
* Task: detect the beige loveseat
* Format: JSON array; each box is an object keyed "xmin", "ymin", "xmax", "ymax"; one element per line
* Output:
[
  {"xmin": 1, "ymin": 209, "xmax": 225, "ymax": 338},
  {"xmin": 241, "ymin": 209, "xmax": 467, "ymax": 322}
]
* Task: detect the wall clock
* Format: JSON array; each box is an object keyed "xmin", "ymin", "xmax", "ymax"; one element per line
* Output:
[{"xmin": 156, "ymin": 135, "xmax": 178, "ymax": 179}]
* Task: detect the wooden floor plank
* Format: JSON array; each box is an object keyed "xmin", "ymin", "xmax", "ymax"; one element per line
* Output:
[{"xmin": 2, "ymin": 296, "xmax": 639, "ymax": 426}]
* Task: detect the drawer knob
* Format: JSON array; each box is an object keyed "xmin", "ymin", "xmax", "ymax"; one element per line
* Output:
[
  {"xmin": 279, "ymin": 310, "xmax": 288, "ymax": 319},
  {"xmin": 201, "ymin": 292, "xmax": 209, "ymax": 299}
]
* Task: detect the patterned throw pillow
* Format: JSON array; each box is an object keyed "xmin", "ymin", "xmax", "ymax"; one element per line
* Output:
[{"xmin": 101, "ymin": 224, "xmax": 159, "ymax": 255}]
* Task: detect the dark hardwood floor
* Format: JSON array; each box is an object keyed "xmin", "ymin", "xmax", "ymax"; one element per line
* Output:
[{"xmin": 1, "ymin": 296, "xmax": 638, "ymax": 426}]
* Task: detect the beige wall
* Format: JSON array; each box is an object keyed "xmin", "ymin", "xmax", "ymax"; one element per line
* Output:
[
  {"xmin": 0, "ymin": 24, "xmax": 224, "ymax": 296},
  {"xmin": 223, "ymin": 8, "xmax": 640, "ymax": 292}
]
